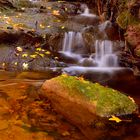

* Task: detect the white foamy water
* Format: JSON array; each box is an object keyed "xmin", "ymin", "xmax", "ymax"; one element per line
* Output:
[
  {"xmin": 81, "ymin": 7, "xmax": 97, "ymax": 17},
  {"xmin": 95, "ymin": 40, "xmax": 118, "ymax": 67}
]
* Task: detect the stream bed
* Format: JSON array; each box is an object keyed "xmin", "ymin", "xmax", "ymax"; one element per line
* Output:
[{"xmin": 0, "ymin": 69, "xmax": 140, "ymax": 140}]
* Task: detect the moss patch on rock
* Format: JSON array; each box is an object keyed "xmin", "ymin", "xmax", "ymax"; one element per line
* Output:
[
  {"xmin": 117, "ymin": 10, "xmax": 139, "ymax": 29},
  {"xmin": 46, "ymin": 75, "xmax": 138, "ymax": 117}
]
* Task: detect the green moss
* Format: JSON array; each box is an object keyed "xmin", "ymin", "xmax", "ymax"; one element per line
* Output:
[
  {"xmin": 135, "ymin": 49, "xmax": 140, "ymax": 57},
  {"xmin": 117, "ymin": 10, "xmax": 139, "ymax": 29},
  {"xmin": 54, "ymin": 75, "xmax": 137, "ymax": 117}
]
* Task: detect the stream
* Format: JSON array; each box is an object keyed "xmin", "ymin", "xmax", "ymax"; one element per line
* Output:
[
  {"xmin": 0, "ymin": 69, "xmax": 140, "ymax": 140},
  {"xmin": 0, "ymin": 1, "xmax": 140, "ymax": 140}
]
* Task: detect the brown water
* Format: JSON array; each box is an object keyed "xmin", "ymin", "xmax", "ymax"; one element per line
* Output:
[{"xmin": 0, "ymin": 70, "xmax": 140, "ymax": 140}]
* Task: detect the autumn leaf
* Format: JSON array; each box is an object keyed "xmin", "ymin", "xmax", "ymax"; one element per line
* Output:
[
  {"xmin": 22, "ymin": 53, "xmax": 28, "ymax": 58},
  {"xmin": 39, "ymin": 54, "xmax": 45, "ymax": 57},
  {"xmin": 62, "ymin": 131, "xmax": 70, "ymax": 136},
  {"xmin": 16, "ymin": 47, "xmax": 23, "ymax": 52},
  {"xmin": 22, "ymin": 63, "xmax": 29, "ymax": 70},
  {"xmin": 45, "ymin": 51, "xmax": 51, "ymax": 55},
  {"xmin": 52, "ymin": 10, "xmax": 60, "ymax": 16},
  {"xmin": 47, "ymin": 25, "xmax": 51, "ymax": 28},
  {"xmin": 30, "ymin": 54, "xmax": 37, "ymax": 59},
  {"xmin": 36, "ymin": 48, "xmax": 42, "ymax": 51},
  {"xmin": 109, "ymin": 115, "xmax": 122, "ymax": 123},
  {"xmin": 14, "ymin": 62, "xmax": 18, "ymax": 65},
  {"xmin": 61, "ymin": 26, "xmax": 65, "ymax": 29},
  {"xmin": 39, "ymin": 24, "xmax": 45, "ymax": 29},
  {"xmin": 128, "ymin": 96, "xmax": 135, "ymax": 103},
  {"xmin": 47, "ymin": 7, "xmax": 52, "ymax": 10}
]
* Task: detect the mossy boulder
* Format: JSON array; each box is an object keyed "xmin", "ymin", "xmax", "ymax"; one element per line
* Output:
[
  {"xmin": 42, "ymin": 75, "xmax": 137, "ymax": 118},
  {"xmin": 41, "ymin": 75, "xmax": 138, "ymax": 139}
]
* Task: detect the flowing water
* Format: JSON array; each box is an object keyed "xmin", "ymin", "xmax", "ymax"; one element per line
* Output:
[
  {"xmin": 0, "ymin": 3, "xmax": 140, "ymax": 140},
  {"xmin": 62, "ymin": 31, "xmax": 120, "ymax": 74}
]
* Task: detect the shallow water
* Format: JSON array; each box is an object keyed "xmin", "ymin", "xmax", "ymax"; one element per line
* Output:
[{"xmin": 0, "ymin": 70, "xmax": 140, "ymax": 140}]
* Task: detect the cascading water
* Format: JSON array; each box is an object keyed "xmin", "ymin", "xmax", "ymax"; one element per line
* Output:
[
  {"xmin": 81, "ymin": 5, "xmax": 97, "ymax": 17},
  {"xmin": 95, "ymin": 40, "xmax": 118, "ymax": 67},
  {"xmin": 62, "ymin": 32, "xmax": 119, "ymax": 69},
  {"xmin": 61, "ymin": 31, "xmax": 84, "ymax": 60},
  {"xmin": 62, "ymin": 5, "xmax": 121, "ymax": 74}
]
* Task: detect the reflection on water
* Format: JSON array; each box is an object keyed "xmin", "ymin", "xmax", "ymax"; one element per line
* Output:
[{"xmin": 0, "ymin": 70, "xmax": 140, "ymax": 140}]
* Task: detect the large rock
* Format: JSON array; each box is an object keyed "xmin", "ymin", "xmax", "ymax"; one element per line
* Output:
[
  {"xmin": 41, "ymin": 75, "xmax": 138, "ymax": 139},
  {"xmin": 42, "ymin": 75, "xmax": 137, "ymax": 117}
]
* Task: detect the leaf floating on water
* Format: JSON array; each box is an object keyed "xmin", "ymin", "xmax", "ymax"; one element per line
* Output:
[{"xmin": 109, "ymin": 115, "xmax": 122, "ymax": 123}]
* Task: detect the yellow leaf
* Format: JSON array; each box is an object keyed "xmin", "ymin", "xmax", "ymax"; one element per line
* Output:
[
  {"xmin": 54, "ymin": 57, "xmax": 59, "ymax": 59},
  {"xmin": 30, "ymin": 54, "xmax": 37, "ymax": 59},
  {"xmin": 39, "ymin": 54, "xmax": 45, "ymax": 57},
  {"xmin": 62, "ymin": 73, "xmax": 68, "ymax": 77},
  {"xmin": 47, "ymin": 25, "xmax": 51, "ymax": 28},
  {"xmin": 16, "ymin": 47, "xmax": 23, "ymax": 52},
  {"xmin": 22, "ymin": 53, "xmax": 28, "ymax": 57},
  {"xmin": 36, "ymin": 48, "xmax": 42, "ymax": 51},
  {"xmin": 62, "ymin": 131, "xmax": 70, "ymax": 136},
  {"xmin": 14, "ymin": 62, "xmax": 18, "ymax": 65},
  {"xmin": 22, "ymin": 63, "xmax": 29, "ymax": 70},
  {"xmin": 109, "ymin": 115, "xmax": 122, "ymax": 123},
  {"xmin": 39, "ymin": 24, "xmax": 45, "ymax": 29},
  {"xmin": 61, "ymin": 26, "xmax": 65, "ymax": 29},
  {"xmin": 2, "ymin": 63, "xmax": 5, "ymax": 67},
  {"xmin": 47, "ymin": 7, "xmax": 52, "ymax": 10},
  {"xmin": 45, "ymin": 51, "xmax": 51, "ymax": 55},
  {"xmin": 128, "ymin": 96, "xmax": 135, "ymax": 103},
  {"xmin": 52, "ymin": 10, "xmax": 60, "ymax": 16}
]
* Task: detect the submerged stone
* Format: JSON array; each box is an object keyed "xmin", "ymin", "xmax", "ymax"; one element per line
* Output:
[{"xmin": 42, "ymin": 75, "xmax": 138, "ymax": 118}]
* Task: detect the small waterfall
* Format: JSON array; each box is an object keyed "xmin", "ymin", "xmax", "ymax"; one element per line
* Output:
[
  {"xmin": 83, "ymin": 8, "xmax": 90, "ymax": 15},
  {"xmin": 61, "ymin": 31, "xmax": 84, "ymax": 60},
  {"xmin": 95, "ymin": 40, "xmax": 118, "ymax": 67},
  {"xmin": 81, "ymin": 6, "xmax": 96, "ymax": 17},
  {"xmin": 62, "ymin": 32, "xmax": 118, "ymax": 68},
  {"xmin": 63, "ymin": 32, "xmax": 75, "ymax": 52}
]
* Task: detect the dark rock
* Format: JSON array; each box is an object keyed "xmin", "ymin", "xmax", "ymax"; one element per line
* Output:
[{"xmin": 72, "ymin": 15, "xmax": 100, "ymax": 26}]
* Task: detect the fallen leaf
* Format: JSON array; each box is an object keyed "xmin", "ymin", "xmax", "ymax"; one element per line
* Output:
[
  {"xmin": 16, "ymin": 47, "xmax": 23, "ymax": 52},
  {"xmin": 109, "ymin": 115, "xmax": 122, "ymax": 123},
  {"xmin": 52, "ymin": 10, "xmax": 60, "ymax": 16},
  {"xmin": 22, "ymin": 63, "xmax": 29, "ymax": 70}
]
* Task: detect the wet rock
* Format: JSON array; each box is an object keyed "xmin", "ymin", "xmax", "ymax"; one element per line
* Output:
[
  {"xmin": 0, "ymin": 0, "xmax": 15, "ymax": 10},
  {"xmin": 72, "ymin": 15, "xmax": 100, "ymax": 26},
  {"xmin": 0, "ymin": 29, "xmax": 66, "ymax": 72},
  {"xmin": 48, "ymin": 33, "xmax": 63, "ymax": 52},
  {"xmin": 42, "ymin": 75, "xmax": 137, "ymax": 118},
  {"xmin": 125, "ymin": 25, "xmax": 140, "ymax": 56},
  {"xmin": 41, "ymin": 75, "xmax": 138, "ymax": 139}
]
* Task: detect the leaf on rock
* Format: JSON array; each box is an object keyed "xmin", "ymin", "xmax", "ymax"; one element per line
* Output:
[{"xmin": 109, "ymin": 115, "xmax": 122, "ymax": 123}]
